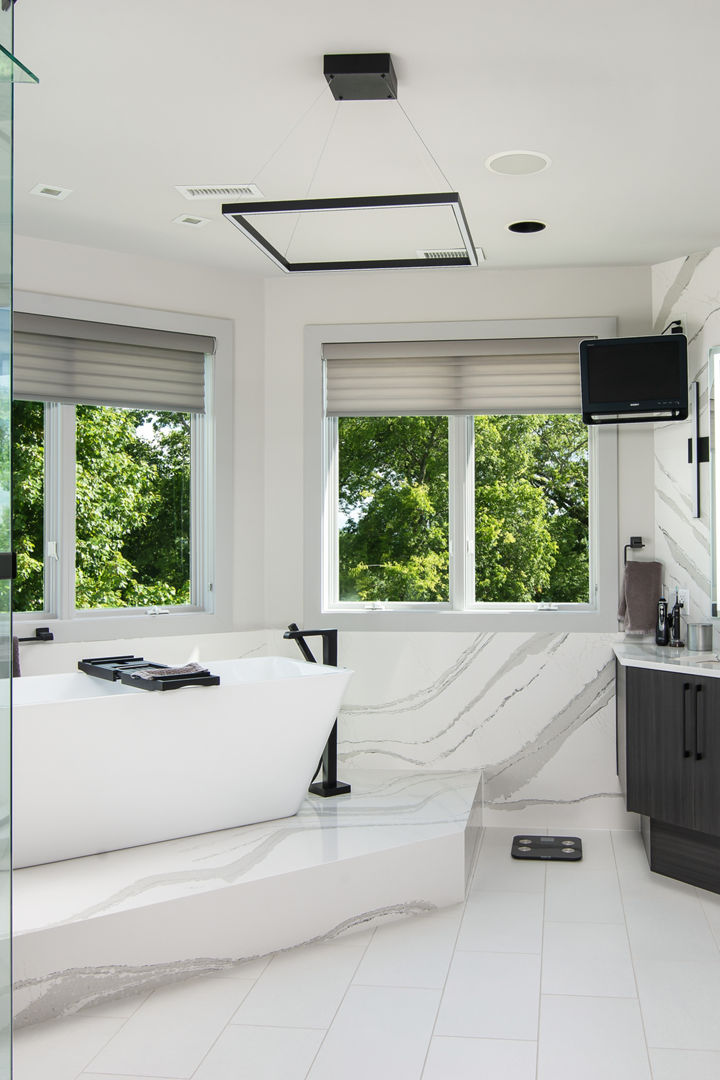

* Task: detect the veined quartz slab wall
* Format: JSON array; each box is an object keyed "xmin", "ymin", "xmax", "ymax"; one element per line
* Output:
[
  {"xmin": 337, "ymin": 631, "xmax": 630, "ymax": 828},
  {"xmin": 19, "ymin": 628, "xmax": 629, "ymax": 828},
  {"xmin": 651, "ymin": 249, "xmax": 720, "ymax": 625}
]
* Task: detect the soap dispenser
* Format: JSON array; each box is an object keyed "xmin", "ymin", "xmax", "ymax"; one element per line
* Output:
[{"xmin": 655, "ymin": 587, "xmax": 669, "ymax": 646}]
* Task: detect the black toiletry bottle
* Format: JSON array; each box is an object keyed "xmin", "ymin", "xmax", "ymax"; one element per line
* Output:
[
  {"xmin": 669, "ymin": 589, "xmax": 684, "ymax": 647},
  {"xmin": 656, "ymin": 591, "xmax": 669, "ymax": 646}
]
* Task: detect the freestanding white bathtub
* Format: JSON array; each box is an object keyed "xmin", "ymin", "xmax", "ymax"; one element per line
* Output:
[{"xmin": 11, "ymin": 656, "xmax": 353, "ymax": 867}]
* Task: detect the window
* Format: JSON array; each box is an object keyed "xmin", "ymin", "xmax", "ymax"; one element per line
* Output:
[
  {"xmin": 304, "ymin": 318, "xmax": 619, "ymax": 631},
  {"xmin": 333, "ymin": 412, "xmax": 589, "ymax": 609},
  {"xmin": 12, "ymin": 401, "xmax": 195, "ymax": 612},
  {"xmin": 10, "ymin": 302, "xmax": 231, "ymax": 632}
]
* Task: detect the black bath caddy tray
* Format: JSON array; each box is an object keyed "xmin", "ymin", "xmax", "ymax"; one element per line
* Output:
[
  {"xmin": 511, "ymin": 835, "xmax": 583, "ymax": 861},
  {"xmin": 78, "ymin": 654, "xmax": 220, "ymax": 692}
]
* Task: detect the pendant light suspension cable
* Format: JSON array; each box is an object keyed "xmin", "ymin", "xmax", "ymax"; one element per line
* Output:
[
  {"xmin": 250, "ymin": 85, "xmax": 330, "ymax": 187},
  {"xmin": 395, "ymin": 98, "xmax": 455, "ymax": 191},
  {"xmin": 284, "ymin": 100, "xmax": 341, "ymax": 258}
]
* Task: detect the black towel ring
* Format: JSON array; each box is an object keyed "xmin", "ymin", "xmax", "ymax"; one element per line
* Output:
[{"xmin": 623, "ymin": 536, "xmax": 645, "ymax": 565}]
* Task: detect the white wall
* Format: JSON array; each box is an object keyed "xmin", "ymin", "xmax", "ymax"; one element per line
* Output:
[
  {"xmin": 264, "ymin": 263, "xmax": 654, "ymax": 625},
  {"xmin": 13, "ymin": 235, "xmax": 266, "ymax": 630}
]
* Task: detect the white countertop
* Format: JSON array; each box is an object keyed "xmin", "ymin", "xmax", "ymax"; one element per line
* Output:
[{"xmin": 613, "ymin": 642, "xmax": 720, "ymax": 679}]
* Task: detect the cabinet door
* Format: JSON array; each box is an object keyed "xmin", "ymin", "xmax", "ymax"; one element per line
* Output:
[
  {"xmin": 626, "ymin": 667, "xmax": 694, "ymax": 828},
  {"xmin": 692, "ymin": 676, "xmax": 720, "ymax": 835}
]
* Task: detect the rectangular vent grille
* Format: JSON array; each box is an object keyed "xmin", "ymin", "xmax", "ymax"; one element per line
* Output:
[
  {"xmin": 419, "ymin": 248, "xmax": 467, "ymax": 259},
  {"xmin": 417, "ymin": 247, "xmax": 485, "ymax": 262},
  {"xmin": 175, "ymin": 184, "xmax": 263, "ymax": 201}
]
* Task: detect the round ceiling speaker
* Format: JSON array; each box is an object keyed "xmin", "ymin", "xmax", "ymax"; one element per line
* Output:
[{"xmin": 485, "ymin": 151, "xmax": 551, "ymax": 175}]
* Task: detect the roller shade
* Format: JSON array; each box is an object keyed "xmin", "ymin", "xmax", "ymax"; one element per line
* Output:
[
  {"xmin": 13, "ymin": 313, "xmax": 215, "ymax": 413},
  {"xmin": 324, "ymin": 336, "xmax": 588, "ymax": 416}
]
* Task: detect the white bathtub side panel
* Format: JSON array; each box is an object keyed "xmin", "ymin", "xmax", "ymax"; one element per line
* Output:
[{"xmin": 12, "ymin": 669, "xmax": 352, "ymax": 867}]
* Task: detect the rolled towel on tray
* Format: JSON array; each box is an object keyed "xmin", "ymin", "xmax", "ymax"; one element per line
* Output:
[
  {"xmin": 133, "ymin": 661, "xmax": 210, "ymax": 681},
  {"xmin": 618, "ymin": 560, "xmax": 662, "ymax": 632}
]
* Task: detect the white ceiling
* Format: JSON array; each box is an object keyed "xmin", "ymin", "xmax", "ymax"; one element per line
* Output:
[{"xmin": 12, "ymin": 0, "xmax": 720, "ymax": 277}]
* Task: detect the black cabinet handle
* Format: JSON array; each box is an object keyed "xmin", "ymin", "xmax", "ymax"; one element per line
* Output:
[
  {"xmin": 696, "ymin": 684, "xmax": 704, "ymax": 760},
  {"xmin": 683, "ymin": 683, "xmax": 692, "ymax": 757}
]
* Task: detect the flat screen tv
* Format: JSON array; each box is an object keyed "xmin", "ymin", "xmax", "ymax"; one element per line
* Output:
[{"xmin": 579, "ymin": 334, "xmax": 688, "ymax": 425}]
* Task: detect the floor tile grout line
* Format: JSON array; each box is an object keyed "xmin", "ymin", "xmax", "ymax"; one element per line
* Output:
[
  {"xmin": 610, "ymin": 828, "xmax": 656, "ymax": 1080},
  {"xmin": 297, "ymin": 918, "xmax": 378, "ymax": 1079},
  {"xmin": 418, "ymin": 825, "xmax": 500, "ymax": 1079},
  {"xmin": 69, "ymin": 1002, "xmax": 147, "ymax": 1080},
  {"xmin": 535, "ymin": 834, "xmax": 548, "ymax": 1080},
  {"xmin": 182, "ymin": 975, "xmax": 285, "ymax": 1080},
  {"xmin": 694, "ymin": 883, "xmax": 720, "ymax": 956}
]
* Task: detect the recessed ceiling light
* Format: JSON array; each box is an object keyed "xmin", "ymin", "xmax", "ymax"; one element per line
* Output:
[
  {"xmin": 173, "ymin": 214, "xmax": 210, "ymax": 228},
  {"xmin": 175, "ymin": 184, "xmax": 263, "ymax": 201},
  {"xmin": 486, "ymin": 151, "xmax": 551, "ymax": 176},
  {"xmin": 507, "ymin": 220, "xmax": 546, "ymax": 233},
  {"xmin": 30, "ymin": 182, "xmax": 72, "ymax": 200}
]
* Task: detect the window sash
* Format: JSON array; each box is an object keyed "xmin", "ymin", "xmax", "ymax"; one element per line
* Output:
[
  {"xmin": 327, "ymin": 412, "xmax": 594, "ymax": 611},
  {"xmin": 14, "ymin": 400, "xmax": 206, "ymax": 617}
]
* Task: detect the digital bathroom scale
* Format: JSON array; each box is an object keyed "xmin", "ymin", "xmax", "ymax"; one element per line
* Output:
[{"xmin": 511, "ymin": 835, "xmax": 583, "ymax": 860}]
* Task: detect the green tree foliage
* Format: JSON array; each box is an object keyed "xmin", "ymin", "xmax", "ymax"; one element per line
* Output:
[
  {"xmin": 11, "ymin": 403, "xmax": 191, "ymax": 611},
  {"xmin": 338, "ymin": 416, "xmax": 449, "ymax": 601},
  {"xmin": 11, "ymin": 400, "xmax": 44, "ymax": 611},
  {"xmin": 75, "ymin": 406, "xmax": 190, "ymax": 608},
  {"xmin": 338, "ymin": 413, "xmax": 589, "ymax": 604}
]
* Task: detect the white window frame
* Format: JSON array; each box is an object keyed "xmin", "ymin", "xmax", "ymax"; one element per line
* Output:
[
  {"xmin": 304, "ymin": 316, "xmax": 619, "ymax": 632},
  {"xmin": 13, "ymin": 290, "xmax": 233, "ymax": 641}
]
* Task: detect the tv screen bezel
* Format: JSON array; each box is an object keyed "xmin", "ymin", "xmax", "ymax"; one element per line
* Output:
[{"xmin": 579, "ymin": 333, "xmax": 688, "ymax": 425}]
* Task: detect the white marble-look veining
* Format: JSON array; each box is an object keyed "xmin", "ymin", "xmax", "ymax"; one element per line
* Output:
[
  {"xmin": 652, "ymin": 249, "xmax": 720, "ymax": 635},
  {"xmin": 337, "ymin": 632, "xmax": 631, "ymax": 828},
  {"xmin": 614, "ymin": 642, "xmax": 720, "ymax": 678},
  {"xmin": 13, "ymin": 769, "xmax": 482, "ymax": 1027}
]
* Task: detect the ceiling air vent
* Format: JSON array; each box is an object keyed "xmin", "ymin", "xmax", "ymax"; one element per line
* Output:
[
  {"xmin": 175, "ymin": 184, "xmax": 263, "ymax": 201},
  {"xmin": 417, "ymin": 246, "xmax": 485, "ymax": 262},
  {"xmin": 173, "ymin": 214, "xmax": 210, "ymax": 227},
  {"xmin": 30, "ymin": 182, "xmax": 72, "ymax": 200}
]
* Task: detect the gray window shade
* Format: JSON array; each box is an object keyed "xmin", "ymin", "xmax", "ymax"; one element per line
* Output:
[
  {"xmin": 13, "ymin": 313, "xmax": 215, "ymax": 413},
  {"xmin": 324, "ymin": 336, "xmax": 589, "ymax": 416}
]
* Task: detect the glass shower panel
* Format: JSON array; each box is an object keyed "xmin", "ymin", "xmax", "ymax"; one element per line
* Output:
[{"xmin": 0, "ymin": 14, "xmax": 38, "ymax": 1078}]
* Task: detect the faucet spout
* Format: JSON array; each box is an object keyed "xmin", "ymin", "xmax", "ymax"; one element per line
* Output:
[{"xmin": 283, "ymin": 623, "xmax": 337, "ymax": 667}]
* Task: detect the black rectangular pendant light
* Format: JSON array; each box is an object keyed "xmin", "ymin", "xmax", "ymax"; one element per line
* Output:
[{"xmin": 221, "ymin": 191, "xmax": 479, "ymax": 273}]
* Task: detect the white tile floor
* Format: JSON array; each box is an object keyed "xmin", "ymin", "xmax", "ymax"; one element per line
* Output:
[{"xmin": 13, "ymin": 826, "xmax": 720, "ymax": 1080}]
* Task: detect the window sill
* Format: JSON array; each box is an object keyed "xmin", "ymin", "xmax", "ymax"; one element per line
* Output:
[
  {"xmin": 12, "ymin": 609, "xmax": 231, "ymax": 644},
  {"xmin": 315, "ymin": 605, "xmax": 618, "ymax": 634}
]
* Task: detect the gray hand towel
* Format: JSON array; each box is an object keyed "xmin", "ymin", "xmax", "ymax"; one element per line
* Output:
[{"xmin": 618, "ymin": 560, "xmax": 662, "ymax": 632}]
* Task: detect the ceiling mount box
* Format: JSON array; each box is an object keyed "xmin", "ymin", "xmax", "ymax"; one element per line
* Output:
[{"xmin": 323, "ymin": 53, "xmax": 398, "ymax": 100}]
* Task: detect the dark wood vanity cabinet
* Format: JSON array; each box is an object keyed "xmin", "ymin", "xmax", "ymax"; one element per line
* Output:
[
  {"xmin": 617, "ymin": 661, "xmax": 720, "ymax": 892},
  {"xmin": 624, "ymin": 666, "xmax": 720, "ymax": 834}
]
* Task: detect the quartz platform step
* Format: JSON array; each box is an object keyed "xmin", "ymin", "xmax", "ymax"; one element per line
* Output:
[{"xmin": 13, "ymin": 769, "xmax": 483, "ymax": 1026}]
